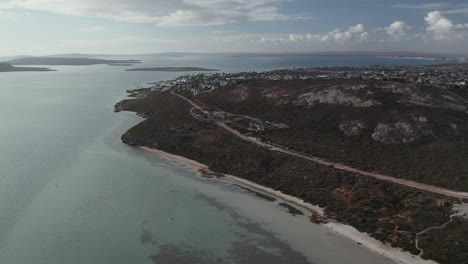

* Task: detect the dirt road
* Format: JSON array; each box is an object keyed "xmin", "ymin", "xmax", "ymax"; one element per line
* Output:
[{"xmin": 172, "ymin": 91, "xmax": 468, "ymax": 200}]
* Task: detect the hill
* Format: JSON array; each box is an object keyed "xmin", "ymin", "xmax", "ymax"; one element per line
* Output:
[
  {"xmin": 5, "ymin": 57, "xmax": 141, "ymax": 66},
  {"xmin": 115, "ymin": 78, "xmax": 468, "ymax": 264},
  {"xmin": 0, "ymin": 62, "xmax": 54, "ymax": 72},
  {"xmin": 196, "ymin": 79, "xmax": 468, "ymax": 191}
]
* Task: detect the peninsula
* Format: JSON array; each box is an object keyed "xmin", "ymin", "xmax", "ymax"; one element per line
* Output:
[
  {"xmin": 0, "ymin": 62, "xmax": 54, "ymax": 72},
  {"xmin": 126, "ymin": 67, "xmax": 219, "ymax": 72},
  {"xmin": 6, "ymin": 57, "xmax": 141, "ymax": 66},
  {"xmin": 116, "ymin": 65, "xmax": 468, "ymax": 264}
]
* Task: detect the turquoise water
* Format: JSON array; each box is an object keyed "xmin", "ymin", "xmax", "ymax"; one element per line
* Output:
[{"xmin": 0, "ymin": 56, "xmax": 437, "ymax": 264}]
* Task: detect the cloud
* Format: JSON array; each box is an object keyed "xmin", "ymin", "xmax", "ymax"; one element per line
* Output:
[
  {"xmin": 258, "ymin": 33, "xmax": 319, "ymax": 44},
  {"xmin": 424, "ymin": 11, "xmax": 468, "ymax": 40},
  {"xmin": 348, "ymin": 24, "xmax": 364, "ymax": 33},
  {"xmin": 445, "ymin": 7, "xmax": 468, "ymax": 14},
  {"xmin": 0, "ymin": 0, "xmax": 303, "ymax": 26},
  {"xmin": 392, "ymin": 3, "xmax": 449, "ymax": 9},
  {"xmin": 385, "ymin": 21, "xmax": 410, "ymax": 41},
  {"xmin": 253, "ymin": 11, "xmax": 467, "ymax": 47},
  {"xmin": 247, "ymin": 6, "xmax": 290, "ymax": 21},
  {"xmin": 320, "ymin": 24, "xmax": 367, "ymax": 42},
  {"xmin": 257, "ymin": 24, "xmax": 368, "ymax": 44},
  {"xmin": 392, "ymin": 3, "xmax": 468, "ymax": 15}
]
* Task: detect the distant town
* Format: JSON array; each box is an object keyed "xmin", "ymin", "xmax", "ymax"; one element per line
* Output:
[{"xmin": 138, "ymin": 64, "xmax": 468, "ymax": 96}]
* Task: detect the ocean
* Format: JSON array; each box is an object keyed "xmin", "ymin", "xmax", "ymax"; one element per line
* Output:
[{"xmin": 0, "ymin": 54, "xmax": 441, "ymax": 264}]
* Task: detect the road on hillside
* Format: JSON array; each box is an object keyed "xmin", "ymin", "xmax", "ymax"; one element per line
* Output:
[{"xmin": 171, "ymin": 90, "xmax": 468, "ymax": 200}]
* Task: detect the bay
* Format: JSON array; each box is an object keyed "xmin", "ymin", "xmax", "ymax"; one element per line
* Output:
[{"xmin": 0, "ymin": 55, "xmax": 440, "ymax": 264}]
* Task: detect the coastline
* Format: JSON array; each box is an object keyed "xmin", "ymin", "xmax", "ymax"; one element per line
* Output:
[
  {"xmin": 138, "ymin": 145, "xmax": 437, "ymax": 264},
  {"xmin": 125, "ymin": 67, "xmax": 219, "ymax": 72}
]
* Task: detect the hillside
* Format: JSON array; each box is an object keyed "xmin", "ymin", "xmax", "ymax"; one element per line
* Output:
[
  {"xmin": 115, "ymin": 83, "xmax": 468, "ymax": 264},
  {"xmin": 196, "ymin": 79, "xmax": 468, "ymax": 191}
]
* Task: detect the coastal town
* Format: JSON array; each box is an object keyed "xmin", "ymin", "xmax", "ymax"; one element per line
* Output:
[{"xmin": 142, "ymin": 64, "xmax": 468, "ymax": 96}]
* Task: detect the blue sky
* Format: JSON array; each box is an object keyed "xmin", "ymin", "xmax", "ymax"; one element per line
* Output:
[{"xmin": 0, "ymin": 0, "xmax": 468, "ymax": 55}]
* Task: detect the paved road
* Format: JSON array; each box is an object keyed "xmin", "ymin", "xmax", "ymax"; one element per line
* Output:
[{"xmin": 172, "ymin": 91, "xmax": 468, "ymax": 200}]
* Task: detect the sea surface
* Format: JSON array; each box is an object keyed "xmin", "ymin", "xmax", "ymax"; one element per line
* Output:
[{"xmin": 0, "ymin": 55, "xmax": 442, "ymax": 264}]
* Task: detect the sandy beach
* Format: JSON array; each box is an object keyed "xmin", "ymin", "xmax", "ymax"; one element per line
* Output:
[{"xmin": 139, "ymin": 146, "xmax": 438, "ymax": 264}]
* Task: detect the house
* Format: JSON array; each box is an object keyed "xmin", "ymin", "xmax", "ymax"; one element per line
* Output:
[
  {"xmin": 202, "ymin": 111, "xmax": 211, "ymax": 119},
  {"xmin": 249, "ymin": 120, "xmax": 276, "ymax": 132},
  {"xmin": 249, "ymin": 121, "xmax": 264, "ymax": 132},
  {"xmin": 201, "ymin": 84, "xmax": 212, "ymax": 90},
  {"xmin": 212, "ymin": 111, "xmax": 228, "ymax": 119},
  {"xmin": 267, "ymin": 75, "xmax": 282, "ymax": 81}
]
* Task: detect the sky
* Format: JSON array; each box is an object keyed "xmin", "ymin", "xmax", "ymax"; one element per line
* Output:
[{"xmin": 1, "ymin": 0, "xmax": 468, "ymax": 55}]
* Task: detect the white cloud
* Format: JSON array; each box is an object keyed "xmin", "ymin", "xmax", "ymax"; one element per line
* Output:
[
  {"xmin": 348, "ymin": 24, "xmax": 364, "ymax": 33},
  {"xmin": 425, "ymin": 11, "xmax": 453, "ymax": 39},
  {"xmin": 424, "ymin": 11, "xmax": 468, "ymax": 40},
  {"xmin": 385, "ymin": 21, "xmax": 410, "ymax": 41},
  {"xmin": 321, "ymin": 24, "xmax": 366, "ymax": 42},
  {"xmin": 455, "ymin": 23, "xmax": 468, "ymax": 29},
  {"xmin": 0, "ymin": 0, "xmax": 303, "ymax": 26},
  {"xmin": 247, "ymin": 6, "xmax": 290, "ymax": 21},
  {"xmin": 257, "ymin": 24, "xmax": 368, "ymax": 44}
]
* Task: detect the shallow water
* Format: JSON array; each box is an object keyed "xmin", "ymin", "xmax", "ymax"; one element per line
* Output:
[{"xmin": 0, "ymin": 55, "xmax": 438, "ymax": 263}]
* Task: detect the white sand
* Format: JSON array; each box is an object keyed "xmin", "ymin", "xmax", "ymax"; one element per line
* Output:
[
  {"xmin": 324, "ymin": 222, "xmax": 437, "ymax": 264},
  {"xmin": 222, "ymin": 174, "xmax": 325, "ymax": 216},
  {"xmin": 139, "ymin": 146, "xmax": 439, "ymax": 264},
  {"xmin": 141, "ymin": 146, "xmax": 209, "ymax": 171}
]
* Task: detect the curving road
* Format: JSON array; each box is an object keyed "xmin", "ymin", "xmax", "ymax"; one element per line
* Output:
[{"xmin": 171, "ymin": 90, "xmax": 468, "ymax": 200}]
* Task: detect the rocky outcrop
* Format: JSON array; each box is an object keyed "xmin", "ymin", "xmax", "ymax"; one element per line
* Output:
[
  {"xmin": 371, "ymin": 118, "xmax": 433, "ymax": 144},
  {"xmin": 296, "ymin": 87, "xmax": 379, "ymax": 108},
  {"xmin": 339, "ymin": 120, "xmax": 367, "ymax": 137},
  {"xmin": 381, "ymin": 84, "xmax": 468, "ymax": 112},
  {"xmin": 372, "ymin": 122, "xmax": 418, "ymax": 144}
]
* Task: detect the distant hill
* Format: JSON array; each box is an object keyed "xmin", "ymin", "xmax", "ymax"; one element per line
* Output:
[
  {"xmin": 0, "ymin": 62, "xmax": 54, "ymax": 72},
  {"xmin": 0, "ymin": 55, "xmax": 31, "ymax": 62},
  {"xmin": 5, "ymin": 57, "xmax": 141, "ymax": 66}
]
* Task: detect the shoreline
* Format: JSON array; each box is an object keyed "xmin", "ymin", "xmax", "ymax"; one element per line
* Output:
[
  {"xmin": 126, "ymin": 67, "xmax": 219, "ymax": 72},
  {"xmin": 138, "ymin": 146, "xmax": 437, "ymax": 264}
]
